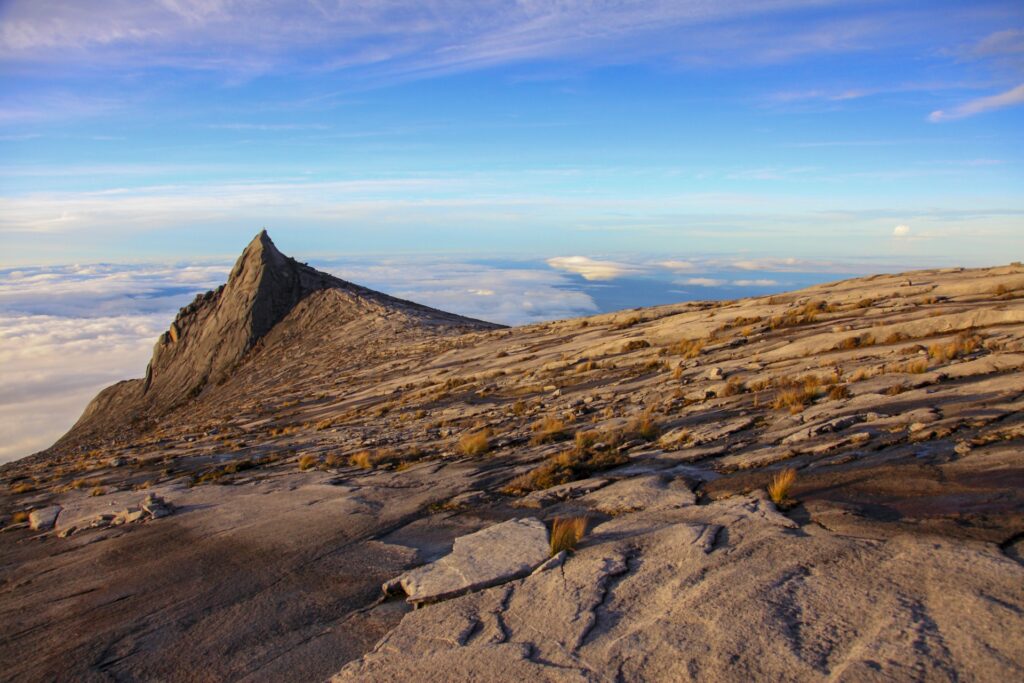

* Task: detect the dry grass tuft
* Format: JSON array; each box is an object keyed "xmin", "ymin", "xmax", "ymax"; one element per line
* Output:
[
  {"xmin": 502, "ymin": 429, "xmax": 628, "ymax": 495},
  {"xmin": 530, "ymin": 416, "xmax": 570, "ymax": 445},
  {"xmin": 621, "ymin": 339, "xmax": 651, "ymax": 352},
  {"xmin": 550, "ymin": 516, "xmax": 588, "ymax": 556},
  {"xmin": 828, "ymin": 384, "xmax": 851, "ymax": 401},
  {"xmin": 928, "ymin": 332, "xmax": 983, "ymax": 363},
  {"xmin": 767, "ymin": 468, "xmax": 797, "ymax": 507},
  {"xmin": 772, "ymin": 377, "xmax": 822, "ymax": 413},
  {"xmin": 835, "ymin": 333, "xmax": 875, "ymax": 350},
  {"xmin": 297, "ymin": 454, "xmax": 318, "ymax": 470},
  {"xmin": 667, "ymin": 338, "xmax": 705, "ymax": 358},
  {"xmin": 11, "ymin": 510, "xmax": 30, "ymax": 524},
  {"xmin": 623, "ymin": 411, "xmax": 661, "ymax": 441},
  {"xmin": 458, "ymin": 429, "xmax": 492, "ymax": 456}
]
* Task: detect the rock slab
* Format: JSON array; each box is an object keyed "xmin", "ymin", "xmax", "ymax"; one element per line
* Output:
[
  {"xmin": 28, "ymin": 506, "xmax": 61, "ymax": 531},
  {"xmin": 384, "ymin": 517, "xmax": 550, "ymax": 606}
]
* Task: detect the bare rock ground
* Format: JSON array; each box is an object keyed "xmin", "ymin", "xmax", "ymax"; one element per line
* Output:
[{"xmin": 2, "ymin": 235, "xmax": 1023, "ymax": 681}]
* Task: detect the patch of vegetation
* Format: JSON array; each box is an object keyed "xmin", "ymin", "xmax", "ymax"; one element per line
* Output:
[
  {"xmin": 297, "ymin": 454, "xmax": 318, "ymax": 470},
  {"xmin": 550, "ymin": 516, "xmax": 588, "ymax": 556},
  {"xmin": 530, "ymin": 416, "xmax": 570, "ymax": 445},
  {"xmin": 827, "ymin": 384, "xmax": 851, "ymax": 401},
  {"xmin": 928, "ymin": 332, "xmax": 983, "ymax": 363},
  {"xmin": 835, "ymin": 333, "xmax": 875, "ymax": 350},
  {"xmin": 664, "ymin": 338, "xmax": 705, "ymax": 359},
  {"xmin": 772, "ymin": 376, "xmax": 823, "ymax": 413},
  {"xmin": 458, "ymin": 429, "xmax": 492, "ymax": 456},
  {"xmin": 621, "ymin": 339, "xmax": 651, "ymax": 352},
  {"xmin": 502, "ymin": 426, "xmax": 633, "ymax": 495},
  {"xmin": 767, "ymin": 468, "xmax": 797, "ymax": 508}
]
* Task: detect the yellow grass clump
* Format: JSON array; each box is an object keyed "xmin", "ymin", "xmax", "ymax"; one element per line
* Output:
[
  {"xmin": 458, "ymin": 429, "xmax": 491, "ymax": 456},
  {"xmin": 550, "ymin": 516, "xmax": 588, "ymax": 556},
  {"xmin": 530, "ymin": 416, "xmax": 569, "ymax": 445},
  {"xmin": 297, "ymin": 454, "xmax": 318, "ymax": 471},
  {"xmin": 928, "ymin": 332, "xmax": 983, "ymax": 363},
  {"xmin": 767, "ymin": 468, "xmax": 797, "ymax": 507}
]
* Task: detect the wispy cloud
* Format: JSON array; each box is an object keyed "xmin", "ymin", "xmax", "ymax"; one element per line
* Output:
[
  {"xmin": 928, "ymin": 83, "xmax": 1024, "ymax": 121},
  {"xmin": 0, "ymin": 0, "xmax": 905, "ymax": 81}
]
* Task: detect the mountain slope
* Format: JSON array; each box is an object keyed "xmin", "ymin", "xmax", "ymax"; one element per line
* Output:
[
  {"xmin": 52, "ymin": 230, "xmax": 499, "ymax": 453},
  {"xmin": 1, "ymin": 246, "xmax": 1023, "ymax": 682}
]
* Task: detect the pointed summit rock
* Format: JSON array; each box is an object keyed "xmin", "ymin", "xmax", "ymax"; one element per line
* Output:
[{"xmin": 143, "ymin": 230, "xmax": 343, "ymax": 407}]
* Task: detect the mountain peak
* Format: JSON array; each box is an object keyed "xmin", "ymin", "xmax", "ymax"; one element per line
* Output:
[{"xmin": 142, "ymin": 230, "xmax": 342, "ymax": 406}]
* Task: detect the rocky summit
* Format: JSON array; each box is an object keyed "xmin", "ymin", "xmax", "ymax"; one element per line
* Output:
[{"xmin": 1, "ymin": 232, "xmax": 1023, "ymax": 682}]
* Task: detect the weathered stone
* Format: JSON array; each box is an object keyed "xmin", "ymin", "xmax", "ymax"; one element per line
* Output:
[
  {"xmin": 581, "ymin": 475, "xmax": 696, "ymax": 515},
  {"xmin": 383, "ymin": 518, "xmax": 550, "ymax": 605},
  {"xmin": 512, "ymin": 478, "xmax": 610, "ymax": 509},
  {"xmin": 28, "ymin": 506, "xmax": 61, "ymax": 531}
]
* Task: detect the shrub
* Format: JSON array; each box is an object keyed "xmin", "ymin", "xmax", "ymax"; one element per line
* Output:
[
  {"xmin": 458, "ymin": 429, "xmax": 491, "ymax": 456},
  {"xmin": 767, "ymin": 468, "xmax": 797, "ymax": 507},
  {"xmin": 297, "ymin": 454, "xmax": 318, "ymax": 470},
  {"xmin": 667, "ymin": 338, "xmax": 705, "ymax": 358},
  {"xmin": 530, "ymin": 417, "xmax": 569, "ymax": 445},
  {"xmin": 613, "ymin": 316, "xmax": 643, "ymax": 330},
  {"xmin": 772, "ymin": 377, "xmax": 821, "ymax": 413},
  {"xmin": 621, "ymin": 339, "xmax": 651, "ymax": 352},
  {"xmin": 90, "ymin": 486, "xmax": 105, "ymax": 497},
  {"xmin": 10, "ymin": 481, "xmax": 35, "ymax": 494},
  {"xmin": 835, "ymin": 333, "xmax": 875, "ymax": 350},
  {"xmin": 623, "ymin": 412, "xmax": 660, "ymax": 441},
  {"xmin": 550, "ymin": 516, "xmax": 588, "ymax": 556},
  {"xmin": 502, "ymin": 440, "xmax": 627, "ymax": 495},
  {"xmin": 348, "ymin": 450, "xmax": 374, "ymax": 469},
  {"xmin": 928, "ymin": 332, "xmax": 983, "ymax": 363},
  {"xmin": 828, "ymin": 384, "xmax": 851, "ymax": 400},
  {"xmin": 11, "ymin": 511, "xmax": 29, "ymax": 524}
]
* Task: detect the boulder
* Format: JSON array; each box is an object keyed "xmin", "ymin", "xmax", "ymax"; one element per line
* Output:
[
  {"xmin": 383, "ymin": 518, "xmax": 550, "ymax": 606},
  {"xmin": 28, "ymin": 506, "xmax": 61, "ymax": 531}
]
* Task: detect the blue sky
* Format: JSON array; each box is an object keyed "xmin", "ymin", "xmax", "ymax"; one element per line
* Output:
[
  {"xmin": 0, "ymin": 0, "xmax": 1022, "ymax": 264},
  {"xmin": 1, "ymin": 1, "xmax": 1023, "ymax": 461}
]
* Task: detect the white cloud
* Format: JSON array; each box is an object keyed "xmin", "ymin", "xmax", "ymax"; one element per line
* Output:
[
  {"xmin": 893, "ymin": 224, "xmax": 911, "ymax": 237},
  {"xmin": 546, "ymin": 256, "xmax": 639, "ymax": 281},
  {"xmin": 928, "ymin": 83, "xmax": 1024, "ymax": 122},
  {"xmin": 682, "ymin": 277, "xmax": 726, "ymax": 287},
  {"xmin": 731, "ymin": 257, "xmax": 802, "ymax": 271},
  {"xmin": 656, "ymin": 259, "xmax": 699, "ymax": 272},
  {"xmin": 732, "ymin": 279, "xmax": 779, "ymax": 286}
]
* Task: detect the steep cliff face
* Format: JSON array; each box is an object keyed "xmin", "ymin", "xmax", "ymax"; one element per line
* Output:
[{"xmin": 142, "ymin": 230, "xmax": 344, "ymax": 408}]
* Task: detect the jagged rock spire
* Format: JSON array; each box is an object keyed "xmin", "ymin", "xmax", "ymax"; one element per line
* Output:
[{"xmin": 142, "ymin": 230, "xmax": 343, "ymax": 405}]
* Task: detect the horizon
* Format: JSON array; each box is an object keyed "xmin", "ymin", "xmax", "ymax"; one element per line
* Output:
[{"xmin": 2, "ymin": 0, "xmax": 1023, "ymax": 462}]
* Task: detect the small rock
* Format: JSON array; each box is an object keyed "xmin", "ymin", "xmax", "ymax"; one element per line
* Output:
[
  {"xmin": 28, "ymin": 506, "xmax": 61, "ymax": 531},
  {"xmin": 706, "ymin": 367, "xmax": 724, "ymax": 380},
  {"xmin": 954, "ymin": 441, "xmax": 972, "ymax": 456},
  {"xmin": 617, "ymin": 439, "xmax": 644, "ymax": 453},
  {"xmin": 58, "ymin": 526, "xmax": 77, "ymax": 538}
]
